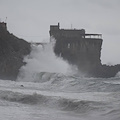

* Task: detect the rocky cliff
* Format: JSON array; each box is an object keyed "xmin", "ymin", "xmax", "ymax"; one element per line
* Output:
[{"xmin": 0, "ymin": 22, "xmax": 31, "ymax": 80}]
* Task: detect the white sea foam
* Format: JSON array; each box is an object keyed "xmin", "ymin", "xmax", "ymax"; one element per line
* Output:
[
  {"xmin": 115, "ymin": 71, "xmax": 120, "ymax": 77},
  {"xmin": 17, "ymin": 39, "xmax": 76, "ymax": 82}
]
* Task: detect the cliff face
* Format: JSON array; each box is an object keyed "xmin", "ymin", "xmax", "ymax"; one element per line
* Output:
[
  {"xmin": 50, "ymin": 23, "xmax": 120, "ymax": 78},
  {"xmin": 0, "ymin": 23, "xmax": 31, "ymax": 80}
]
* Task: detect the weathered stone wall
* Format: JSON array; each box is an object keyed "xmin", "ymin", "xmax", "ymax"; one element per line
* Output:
[
  {"xmin": 54, "ymin": 36, "xmax": 103, "ymax": 75},
  {"xmin": 49, "ymin": 23, "xmax": 85, "ymax": 39}
]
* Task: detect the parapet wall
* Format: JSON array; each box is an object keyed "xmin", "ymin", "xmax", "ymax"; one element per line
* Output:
[{"xmin": 49, "ymin": 23, "xmax": 102, "ymax": 39}]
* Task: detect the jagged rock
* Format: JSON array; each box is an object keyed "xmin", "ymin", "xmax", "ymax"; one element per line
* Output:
[{"xmin": 0, "ymin": 22, "xmax": 31, "ymax": 80}]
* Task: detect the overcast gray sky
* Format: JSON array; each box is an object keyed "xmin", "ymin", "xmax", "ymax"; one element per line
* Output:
[{"xmin": 0, "ymin": 0, "xmax": 120, "ymax": 65}]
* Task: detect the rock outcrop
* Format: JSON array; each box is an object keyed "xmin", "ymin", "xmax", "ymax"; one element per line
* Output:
[{"xmin": 0, "ymin": 22, "xmax": 31, "ymax": 80}]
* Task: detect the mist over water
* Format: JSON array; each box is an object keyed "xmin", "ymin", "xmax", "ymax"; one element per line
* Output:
[{"xmin": 17, "ymin": 39, "xmax": 75, "ymax": 82}]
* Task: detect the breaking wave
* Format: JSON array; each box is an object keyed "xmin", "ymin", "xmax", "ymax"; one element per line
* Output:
[
  {"xmin": 4, "ymin": 38, "xmax": 119, "ymax": 120},
  {"xmin": 16, "ymin": 40, "xmax": 120, "ymax": 93},
  {"xmin": 17, "ymin": 41, "xmax": 79, "ymax": 82},
  {"xmin": 0, "ymin": 90, "xmax": 107, "ymax": 114},
  {"xmin": 17, "ymin": 71, "xmax": 120, "ymax": 93}
]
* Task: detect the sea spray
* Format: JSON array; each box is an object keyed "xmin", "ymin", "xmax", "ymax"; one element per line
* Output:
[{"xmin": 17, "ymin": 40, "xmax": 75, "ymax": 82}]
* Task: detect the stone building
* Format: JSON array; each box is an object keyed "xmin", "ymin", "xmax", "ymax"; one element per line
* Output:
[{"xmin": 49, "ymin": 23, "xmax": 103, "ymax": 76}]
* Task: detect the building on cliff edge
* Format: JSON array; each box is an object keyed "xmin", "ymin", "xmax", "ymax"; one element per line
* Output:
[{"xmin": 49, "ymin": 23, "xmax": 103, "ymax": 76}]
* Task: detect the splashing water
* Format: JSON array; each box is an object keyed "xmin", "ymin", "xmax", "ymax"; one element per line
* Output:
[{"xmin": 17, "ymin": 40, "xmax": 72, "ymax": 82}]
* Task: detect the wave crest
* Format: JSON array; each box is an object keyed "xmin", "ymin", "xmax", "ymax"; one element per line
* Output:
[{"xmin": 0, "ymin": 90, "xmax": 106, "ymax": 113}]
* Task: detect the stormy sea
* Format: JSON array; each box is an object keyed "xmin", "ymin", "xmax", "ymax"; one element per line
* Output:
[{"xmin": 0, "ymin": 40, "xmax": 120, "ymax": 120}]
